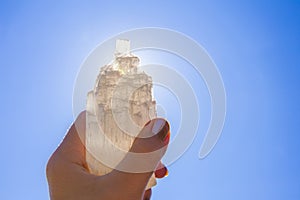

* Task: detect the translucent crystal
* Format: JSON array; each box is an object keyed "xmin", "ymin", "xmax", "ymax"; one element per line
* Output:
[{"xmin": 86, "ymin": 39, "xmax": 157, "ymax": 189}]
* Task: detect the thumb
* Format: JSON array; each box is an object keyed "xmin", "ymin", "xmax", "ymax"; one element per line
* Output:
[
  {"xmin": 131, "ymin": 118, "xmax": 170, "ymax": 153},
  {"xmin": 109, "ymin": 118, "xmax": 170, "ymax": 193}
]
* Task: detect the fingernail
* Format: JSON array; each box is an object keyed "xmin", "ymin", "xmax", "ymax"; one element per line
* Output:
[
  {"xmin": 154, "ymin": 165, "xmax": 169, "ymax": 178},
  {"xmin": 160, "ymin": 166, "xmax": 169, "ymax": 177},
  {"xmin": 163, "ymin": 132, "xmax": 170, "ymax": 145},
  {"xmin": 152, "ymin": 119, "xmax": 170, "ymax": 143},
  {"xmin": 152, "ymin": 119, "xmax": 166, "ymax": 135},
  {"xmin": 165, "ymin": 167, "xmax": 169, "ymax": 177}
]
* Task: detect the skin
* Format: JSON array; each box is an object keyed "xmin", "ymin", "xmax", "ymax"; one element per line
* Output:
[{"xmin": 46, "ymin": 112, "xmax": 170, "ymax": 200}]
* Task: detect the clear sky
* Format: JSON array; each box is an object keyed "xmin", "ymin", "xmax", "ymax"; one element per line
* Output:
[{"xmin": 1, "ymin": 1, "xmax": 300, "ymax": 199}]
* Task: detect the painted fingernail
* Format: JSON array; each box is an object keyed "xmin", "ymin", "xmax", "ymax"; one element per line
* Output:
[
  {"xmin": 163, "ymin": 132, "xmax": 170, "ymax": 145},
  {"xmin": 151, "ymin": 119, "xmax": 170, "ymax": 143},
  {"xmin": 155, "ymin": 166, "xmax": 169, "ymax": 178},
  {"xmin": 152, "ymin": 119, "xmax": 166, "ymax": 135},
  {"xmin": 165, "ymin": 167, "xmax": 169, "ymax": 177}
]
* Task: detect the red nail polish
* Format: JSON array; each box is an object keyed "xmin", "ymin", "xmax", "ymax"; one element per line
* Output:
[
  {"xmin": 155, "ymin": 166, "xmax": 169, "ymax": 178},
  {"xmin": 164, "ymin": 167, "xmax": 169, "ymax": 177},
  {"xmin": 163, "ymin": 132, "xmax": 170, "ymax": 145}
]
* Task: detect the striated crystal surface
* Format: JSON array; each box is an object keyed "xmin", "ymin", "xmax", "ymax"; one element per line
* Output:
[{"xmin": 86, "ymin": 39, "xmax": 157, "ymax": 189}]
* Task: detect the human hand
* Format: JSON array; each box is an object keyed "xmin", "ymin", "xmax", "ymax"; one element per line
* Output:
[{"xmin": 46, "ymin": 112, "xmax": 170, "ymax": 200}]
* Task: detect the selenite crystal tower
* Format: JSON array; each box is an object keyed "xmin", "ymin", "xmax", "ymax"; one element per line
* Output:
[{"xmin": 86, "ymin": 39, "xmax": 157, "ymax": 188}]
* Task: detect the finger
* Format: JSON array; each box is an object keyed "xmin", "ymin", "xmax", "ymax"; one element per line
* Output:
[
  {"xmin": 46, "ymin": 111, "xmax": 103, "ymax": 199},
  {"xmin": 47, "ymin": 111, "xmax": 87, "ymax": 171},
  {"xmin": 143, "ymin": 189, "xmax": 152, "ymax": 200},
  {"xmin": 130, "ymin": 118, "xmax": 170, "ymax": 153},
  {"xmin": 110, "ymin": 118, "xmax": 170, "ymax": 193},
  {"xmin": 155, "ymin": 162, "xmax": 168, "ymax": 179}
]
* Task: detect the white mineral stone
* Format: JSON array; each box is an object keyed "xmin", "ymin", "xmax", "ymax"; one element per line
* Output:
[
  {"xmin": 115, "ymin": 39, "xmax": 130, "ymax": 57},
  {"xmin": 86, "ymin": 39, "xmax": 157, "ymax": 189}
]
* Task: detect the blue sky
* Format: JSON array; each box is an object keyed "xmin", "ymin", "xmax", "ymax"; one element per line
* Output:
[{"xmin": 1, "ymin": 1, "xmax": 300, "ymax": 199}]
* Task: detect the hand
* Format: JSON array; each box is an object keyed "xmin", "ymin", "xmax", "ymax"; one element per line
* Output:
[{"xmin": 46, "ymin": 112, "xmax": 170, "ymax": 200}]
